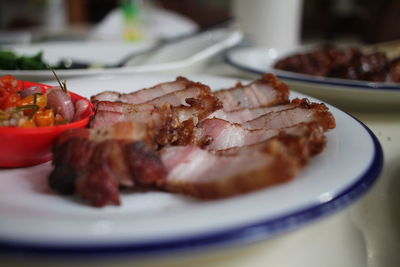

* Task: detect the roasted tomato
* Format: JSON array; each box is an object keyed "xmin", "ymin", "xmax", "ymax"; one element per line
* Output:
[
  {"xmin": 34, "ymin": 109, "xmax": 55, "ymax": 127},
  {"xmin": 2, "ymin": 93, "xmax": 21, "ymax": 110},
  {"xmin": 0, "ymin": 75, "xmax": 19, "ymax": 104}
]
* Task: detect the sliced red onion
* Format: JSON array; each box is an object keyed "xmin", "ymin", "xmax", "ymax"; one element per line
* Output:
[
  {"xmin": 46, "ymin": 86, "xmax": 63, "ymax": 93},
  {"xmin": 20, "ymin": 85, "xmax": 43, "ymax": 98},
  {"xmin": 46, "ymin": 88, "xmax": 75, "ymax": 121},
  {"xmin": 73, "ymin": 99, "xmax": 90, "ymax": 122}
]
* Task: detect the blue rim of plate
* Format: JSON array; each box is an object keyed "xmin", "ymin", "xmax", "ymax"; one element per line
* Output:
[
  {"xmin": 0, "ymin": 117, "xmax": 383, "ymax": 257},
  {"xmin": 224, "ymin": 47, "xmax": 400, "ymax": 91}
]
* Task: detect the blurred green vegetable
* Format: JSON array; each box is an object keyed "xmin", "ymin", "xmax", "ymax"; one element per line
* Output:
[{"xmin": 0, "ymin": 50, "xmax": 52, "ymax": 70}]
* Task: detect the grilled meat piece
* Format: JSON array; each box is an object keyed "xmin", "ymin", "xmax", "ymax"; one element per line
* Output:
[
  {"xmin": 49, "ymin": 137, "xmax": 96, "ymax": 195},
  {"xmin": 93, "ymin": 80, "xmax": 213, "ymax": 112},
  {"xmin": 214, "ymin": 73, "xmax": 290, "ymax": 111},
  {"xmin": 48, "ymin": 73, "xmax": 336, "ymax": 207},
  {"xmin": 207, "ymin": 103, "xmax": 296, "ymax": 124},
  {"xmin": 90, "ymin": 81, "xmax": 222, "ymax": 129},
  {"xmin": 198, "ymin": 119, "xmax": 326, "ymax": 152},
  {"xmin": 91, "ymin": 76, "xmax": 197, "ymax": 103},
  {"xmin": 49, "ymin": 136, "xmax": 167, "ymax": 207},
  {"xmin": 160, "ymin": 132, "xmax": 317, "ymax": 199},
  {"xmin": 241, "ymin": 98, "xmax": 336, "ymax": 131},
  {"xmin": 90, "ymin": 93, "xmax": 222, "ymax": 129}
]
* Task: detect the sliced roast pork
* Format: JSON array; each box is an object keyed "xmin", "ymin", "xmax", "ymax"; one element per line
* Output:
[
  {"xmin": 90, "ymin": 80, "xmax": 222, "ymax": 128},
  {"xmin": 207, "ymin": 103, "xmax": 296, "ymax": 124},
  {"xmin": 90, "ymin": 93, "xmax": 222, "ymax": 129},
  {"xmin": 49, "ymin": 122, "xmax": 166, "ymax": 207},
  {"xmin": 91, "ymin": 76, "xmax": 197, "ymax": 103},
  {"xmin": 198, "ymin": 98, "xmax": 334, "ymax": 151},
  {"xmin": 205, "ymin": 96, "xmax": 333, "ymax": 125},
  {"xmin": 214, "ymin": 73, "xmax": 290, "ymax": 111},
  {"xmin": 51, "ymin": 139, "xmax": 166, "ymax": 207},
  {"xmin": 160, "ymin": 132, "xmax": 318, "ymax": 199},
  {"xmin": 75, "ymin": 140, "xmax": 166, "ymax": 207},
  {"xmin": 198, "ymin": 119, "xmax": 327, "ymax": 152},
  {"xmin": 93, "ymin": 80, "xmax": 213, "ymax": 111},
  {"xmin": 241, "ymin": 98, "xmax": 336, "ymax": 131},
  {"xmin": 48, "ymin": 73, "xmax": 337, "ymax": 207}
]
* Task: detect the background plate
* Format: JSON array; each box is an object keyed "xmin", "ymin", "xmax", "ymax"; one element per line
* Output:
[
  {"xmin": 225, "ymin": 46, "xmax": 400, "ymax": 111},
  {"xmin": 0, "ymin": 29, "xmax": 242, "ymax": 82}
]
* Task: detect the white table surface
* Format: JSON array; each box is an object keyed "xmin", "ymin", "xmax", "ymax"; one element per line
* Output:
[{"xmin": 2, "ymin": 59, "xmax": 399, "ymax": 267}]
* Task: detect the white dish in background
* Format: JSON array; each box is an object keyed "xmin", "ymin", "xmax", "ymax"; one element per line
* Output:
[
  {"xmin": 0, "ymin": 41, "xmax": 153, "ymax": 81},
  {"xmin": 225, "ymin": 46, "xmax": 400, "ymax": 111},
  {"xmin": 0, "ymin": 74, "xmax": 382, "ymax": 258},
  {"xmin": 0, "ymin": 29, "xmax": 242, "ymax": 82}
]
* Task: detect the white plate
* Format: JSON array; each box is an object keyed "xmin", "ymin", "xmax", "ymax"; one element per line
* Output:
[
  {"xmin": 0, "ymin": 41, "xmax": 153, "ymax": 81},
  {"xmin": 0, "ymin": 74, "xmax": 382, "ymax": 257},
  {"xmin": 225, "ymin": 46, "xmax": 400, "ymax": 111},
  {"xmin": 0, "ymin": 29, "xmax": 242, "ymax": 82}
]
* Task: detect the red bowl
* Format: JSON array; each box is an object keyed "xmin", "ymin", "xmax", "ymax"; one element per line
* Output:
[{"xmin": 0, "ymin": 81, "xmax": 94, "ymax": 167}]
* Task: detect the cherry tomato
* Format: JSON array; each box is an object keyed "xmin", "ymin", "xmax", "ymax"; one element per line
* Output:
[
  {"xmin": 34, "ymin": 109, "xmax": 54, "ymax": 127},
  {"xmin": 0, "ymin": 110, "xmax": 9, "ymax": 121},
  {"xmin": 2, "ymin": 93, "xmax": 21, "ymax": 110},
  {"xmin": 0, "ymin": 91, "xmax": 10, "ymax": 106},
  {"xmin": 0, "ymin": 75, "xmax": 19, "ymax": 105},
  {"xmin": 20, "ymin": 118, "xmax": 36, "ymax": 128},
  {"xmin": 54, "ymin": 113, "xmax": 67, "ymax": 125},
  {"xmin": 17, "ymin": 94, "xmax": 47, "ymax": 115},
  {"xmin": 0, "ymin": 75, "xmax": 19, "ymax": 91},
  {"xmin": 19, "ymin": 94, "xmax": 47, "ymax": 108},
  {"xmin": 18, "ymin": 95, "xmax": 35, "ymax": 106},
  {"xmin": 34, "ymin": 94, "xmax": 47, "ymax": 109}
]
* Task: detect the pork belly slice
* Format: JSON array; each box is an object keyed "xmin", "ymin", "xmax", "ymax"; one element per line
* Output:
[
  {"xmin": 54, "ymin": 121, "xmax": 152, "ymax": 149},
  {"xmin": 90, "ymin": 76, "xmax": 195, "ymax": 103},
  {"xmin": 86, "ymin": 106, "xmax": 201, "ymax": 148},
  {"xmin": 49, "ymin": 116, "xmax": 199, "ymax": 206},
  {"xmin": 160, "ymin": 134, "xmax": 312, "ymax": 199},
  {"xmin": 214, "ymin": 73, "xmax": 290, "ymax": 111},
  {"xmin": 91, "ymin": 91, "xmax": 121, "ymax": 102},
  {"xmin": 90, "ymin": 92, "xmax": 222, "ymax": 129},
  {"xmin": 145, "ymin": 83, "xmax": 213, "ymax": 107},
  {"xmin": 75, "ymin": 140, "xmax": 166, "ymax": 207},
  {"xmin": 90, "ymin": 109, "xmax": 162, "ymax": 129},
  {"xmin": 75, "ymin": 140, "xmax": 130, "ymax": 206},
  {"xmin": 94, "ymin": 101, "xmax": 155, "ymax": 113},
  {"xmin": 241, "ymin": 98, "xmax": 336, "ymax": 131},
  {"xmin": 94, "ymin": 80, "xmax": 213, "ymax": 113},
  {"xmin": 207, "ymin": 102, "xmax": 296, "ymax": 123},
  {"xmin": 49, "ymin": 137, "xmax": 97, "ymax": 195},
  {"xmin": 199, "ymin": 98, "xmax": 334, "ymax": 151},
  {"xmin": 199, "ymin": 118, "xmax": 326, "ymax": 152},
  {"xmin": 49, "ymin": 124, "xmax": 167, "ymax": 207},
  {"xmin": 49, "ymin": 122, "xmax": 155, "ymax": 196}
]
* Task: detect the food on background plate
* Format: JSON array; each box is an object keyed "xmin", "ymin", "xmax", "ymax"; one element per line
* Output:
[
  {"xmin": 48, "ymin": 74, "xmax": 336, "ymax": 207},
  {"xmin": 274, "ymin": 44, "xmax": 400, "ymax": 83},
  {"xmin": 0, "ymin": 74, "xmax": 89, "ymax": 127}
]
